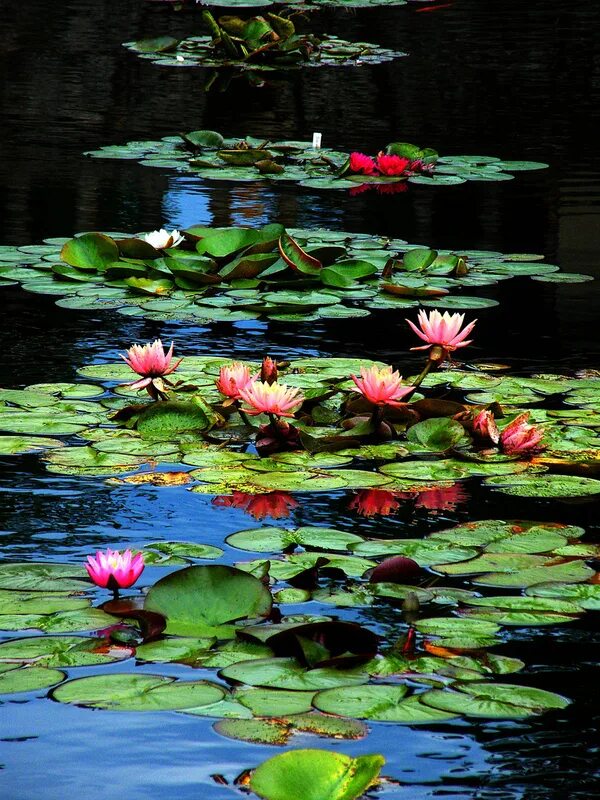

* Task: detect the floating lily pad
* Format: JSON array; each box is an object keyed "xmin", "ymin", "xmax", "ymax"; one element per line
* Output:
[
  {"xmin": 220, "ymin": 657, "xmax": 368, "ymax": 690},
  {"xmin": 313, "ymin": 685, "xmax": 458, "ymax": 723},
  {"xmin": 249, "ymin": 749, "xmax": 385, "ymax": 800},
  {"xmin": 421, "ymin": 682, "xmax": 570, "ymax": 719},
  {"xmin": 0, "ymin": 666, "xmax": 66, "ymax": 694},
  {"xmin": 0, "ymin": 636, "xmax": 133, "ymax": 668},
  {"xmin": 0, "ymin": 563, "xmax": 88, "ymax": 592},
  {"xmin": 226, "ymin": 526, "xmax": 364, "ymax": 553},
  {"xmin": 145, "ymin": 565, "xmax": 273, "ymax": 636},
  {"xmin": 52, "ymin": 673, "xmax": 225, "ymax": 711}
]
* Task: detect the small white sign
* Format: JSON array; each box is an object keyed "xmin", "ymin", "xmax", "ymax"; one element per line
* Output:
[{"xmin": 312, "ymin": 132, "xmax": 322, "ymax": 149}]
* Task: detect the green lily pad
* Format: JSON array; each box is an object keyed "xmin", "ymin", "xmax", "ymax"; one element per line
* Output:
[
  {"xmin": 225, "ymin": 526, "xmax": 364, "ymax": 553},
  {"xmin": 0, "ymin": 563, "xmax": 88, "ymax": 592},
  {"xmin": 144, "ymin": 565, "xmax": 272, "ymax": 636},
  {"xmin": 0, "ymin": 636, "xmax": 133, "ymax": 668},
  {"xmin": 249, "ymin": 749, "xmax": 385, "ymax": 800},
  {"xmin": 0, "ymin": 666, "xmax": 66, "ymax": 694},
  {"xmin": 52, "ymin": 673, "xmax": 225, "ymax": 711},
  {"xmin": 484, "ymin": 474, "xmax": 600, "ymax": 498},
  {"xmin": 313, "ymin": 685, "xmax": 458, "ymax": 723},
  {"xmin": 220, "ymin": 657, "xmax": 369, "ymax": 691},
  {"xmin": 421, "ymin": 682, "xmax": 570, "ymax": 719}
]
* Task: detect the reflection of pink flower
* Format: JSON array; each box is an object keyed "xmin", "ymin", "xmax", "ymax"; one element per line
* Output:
[
  {"xmin": 414, "ymin": 484, "xmax": 469, "ymax": 512},
  {"xmin": 121, "ymin": 339, "xmax": 182, "ymax": 397},
  {"xmin": 351, "ymin": 365, "xmax": 415, "ymax": 407},
  {"xmin": 376, "ymin": 182, "xmax": 408, "ymax": 195},
  {"xmin": 239, "ymin": 381, "xmax": 304, "ymax": 418},
  {"xmin": 349, "ymin": 183, "xmax": 374, "ymax": 197},
  {"xmin": 472, "ymin": 409, "xmax": 500, "ymax": 444},
  {"xmin": 213, "ymin": 491, "xmax": 299, "ymax": 520},
  {"xmin": 348, "ymin": 489, "xmax": 404, "ymax": 517},
  {"xmin": 85, "ymin": 548, "xmax": 144, "ymax": 590},
  {"xmin": 406, "ymin": 310, "xmax": 477, "ymax": 354},
  {"xmin": 376, "ymin": 153, "xmax": 410, "ymax": 176},
  {"xmin": 349, "ymin": 152, "xmax": 378, "ymax": 175},
  {"xmin": 500, "ymin": 413, "xmax": 545, "ymax": 455},
  {"xmin": 216, "ymin": 362, "xmax": 258, "ymax": 400}
]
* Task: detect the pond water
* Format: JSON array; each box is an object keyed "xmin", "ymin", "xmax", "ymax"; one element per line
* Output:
[{"xmin": 1, "ymin": 1, "xmax": 600, "ymax": 798}]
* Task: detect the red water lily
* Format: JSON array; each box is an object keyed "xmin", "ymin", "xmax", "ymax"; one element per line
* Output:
[
  {"xmin": 376, "ymin": 153, "xmax": 411, "ymax": 176},
  {"xmin": 349, "ymin": 152, "xmax": 378, "ymax": 175}
]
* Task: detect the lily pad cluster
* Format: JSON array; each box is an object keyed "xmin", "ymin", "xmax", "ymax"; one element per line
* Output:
[
  {"xmin": 125, "ymin": 11, "xmax": 405, "ymax": 71},
  {"xmin": 1, "ymin": 355, "xmax": 600, "ymax": 500},
  {"xmin": 1, "ymin": 518, "xmax": 588, "ymax": 738},
  {"xmin": 86, "ymin": 130, "xmax": 549, "ymax": 189},
  {"xmin": 0, "ymin": 226, "xmax": 588, "ymax": 323}
]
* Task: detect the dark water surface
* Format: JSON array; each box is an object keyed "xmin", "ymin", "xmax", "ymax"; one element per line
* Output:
[{"xmin": 1, "ymin": 1, "xmax": 600, "ymax": 798}]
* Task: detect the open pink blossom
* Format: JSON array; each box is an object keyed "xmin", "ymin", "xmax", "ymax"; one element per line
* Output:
[
  {"xmin": 406, "ymin": 310, "xmax": 477, "ymax": 355},
  {"xmin": 351, "ymin": 365, "xmax": 415, "ymax": 407},
  {"xmin": 85, "ymin": 548, "xmax": 144, "ymax": 590},
  {"xmin": 216, "ymin": 362, "xmax": 258, "ymax": 400},
  {"xmin": 121, "ymin": 339, "xmax": 182, "ymax": 397},
  {"xmin": 472, "ymin": 409, "xmax": 500, "ymax": 444},
  {"xmin": 376, "ymin": 153, "xmax": 410, "ymax": 177},
  {"xmin": 349, "ymin": 152, "xmax": 378, "ymax": 175},
  {"xmin": 239, "ymin": 381, "xmax": 304, "ymax": 418},
  {"xmin": 500, "ymin": 412, "xmax": 545, "ymax": 455}
]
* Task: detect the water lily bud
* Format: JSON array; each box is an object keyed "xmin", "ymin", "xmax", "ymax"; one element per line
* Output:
[
  {"xmin": 261, "ymin": 356, "xmax": 278, "ymax": 384},
  {"xmin": 369, "ymin": 556, "xmax": 421, "ymax": 584},
  {"xmin": 402, "ymin": 591, "xmax": 421, "ymax": 612}
]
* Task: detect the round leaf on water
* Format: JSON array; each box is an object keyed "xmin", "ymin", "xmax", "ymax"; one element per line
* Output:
[
  {"xmin": 0, "ymin": 435, "xmax": 65, "ymax": 455},
  {"xmin": 52, "ymin": 673, "xmax": 224, "ymax": 711},
  {"xmin": 60, "ymin": 233, "xmax": 119, "ymax": 269},
  {"xmin": 526, "ymin": 582, "xmax": 600, "ymax": 610},
  {"xmin": 225, "ymin": 527, "xmax": 363, "ymax": 553},
  {"xmin": 237, "ymin": 687, "xmax": 316, "ymax": 716},
  {"xmin": 249, "ymin": 749, "xmax": 385, "ymax": 800},
  {"xmin": 484, "ymin": 474, "xmax": 600, "ymax": 498},
  {"xmin": 220, "ymin": 657, "xmax": 368, "ymax": 691},
  {"xmin": 421, "ymin": 682, "xmax": 570, "ymax": 719},
  {"xmin": 0, "ymin": 563, "xmax": 88, "ymax": 592},
  {"xmin": 135, "ymin": 637, "xmax": 214, "ymax": 664},
  {"xmin": 135, "ymin": 401, "xmax": 210, "ymax": 438},
  {"xmin": 351, "ymin": 539, "xmax": 477, "ymax": 566},
  {"xmin": 406, "ymin": 418, "xmax": 466, "ymax": 452},
  {"xmin": 144, "ymin": 565, "xmax": 272, "ymax": 635},
  {"xmin": 313, "ymin": 686, "xmax": 458, "ymax": 723},
  {"xmin": 0, "ymin": 636, "xmax": 132, "ymax": 668},
  {"xmin": 0, "ymin": 666, "xmax": 66, "ymax": 694},
  {"xmin": 473, "ymin": 560, "xmax": 595, "ymax": 588}
]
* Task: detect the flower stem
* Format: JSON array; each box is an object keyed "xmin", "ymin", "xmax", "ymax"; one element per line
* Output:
[{"xmin": 235, "ymin": 401, "xmax": 252, "ymax": 427}]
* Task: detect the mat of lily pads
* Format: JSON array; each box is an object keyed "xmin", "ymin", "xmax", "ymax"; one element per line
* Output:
[
  {"xmin": 0, "ymin": 226, "xmax": 590, "ymax": 323},
  {"xmin": 3, "ymin": 515, "xmax": 593, "ymax": 743},
  {"xmin": 0, "ymin": 356, "xmax": 599, "ymax": 500},
  {"xmin": 125, "ymin": 14, "xmax": 405, "ymax": 71},
  {"xmin": 86, "ymin": 131, "xmax": 548, "ymax": 189}
]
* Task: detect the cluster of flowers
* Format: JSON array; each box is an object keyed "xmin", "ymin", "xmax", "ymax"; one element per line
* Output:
[{"xmin": 349, "ymin": 151, "xmax": 434, "ymax": 178}]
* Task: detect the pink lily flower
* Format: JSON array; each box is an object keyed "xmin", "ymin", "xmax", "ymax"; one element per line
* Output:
[
  {"xmin": 472, "ymin": 409, "xmax": 500, "ymax": 444},
  {"xmin": 121, "ymin": 339, "xmax": 182, "ymax": 399},
  {"xmin": 376, "ymin": 153, "xmax": 410, "ymax": 177},
  {"xmin": 349, "ymin": 152, "xmax": 378, "ymax": 175},
  {"xmin": 351, "ymin": 365, "xmax": 415, "ymax": 407},
  {"xmin": 216, "ymin": 362, "xmax": 259, "ymax": 401},
  {"xmin": 406, "ymin": 310, "xmax": 477, "ymax": 355},
  {"xmin": 85, "ymin": 548, "xmax": 144, "ymax": 591},
  {"xmin": 239, "ymin": 381, "xmax": 304, "ymax": 418},
  {"xmin": 500, "ymin": 412, "xmax": 545, "ymax": 455}
]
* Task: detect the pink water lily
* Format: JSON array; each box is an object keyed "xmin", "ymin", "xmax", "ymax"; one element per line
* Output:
[
  {"xmin": 351, "ymin": 365, "xmax": 415, "ymax": 407},
  {"xmin": 376, "ymin": 153, "xmax": 410, "ymax": 176},
  {"xmin": 349, "ymin": 152, "xmax": 378, "ymax": 175},
  {"xmin": 472, "ymin": 409, "xmax": 500, "ymax": 444},
  {"xmin": 216, "ymin": 362, "xmax": 258, "ymax": 400},
  {"xmin": 406, "ymin": 310, "xmax": 477, "ymax": 356},
  {"xmin": 121, "ymin": 339, "xmax": 182, "ymax": 399},
  {"xmin": 85, "ymin": 548, "xmax": 144, "ymax": 591},
  {"xmin": 239, "ymin": 381, "xmax": 304, "ymax": 418},
  {"xmin": 500, "ymin": 412, "xmax": 545, "ymax": 455}
]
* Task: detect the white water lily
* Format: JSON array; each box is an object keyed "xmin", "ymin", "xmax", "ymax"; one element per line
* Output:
[{"xmin": 144, "ymin": 228, "xmax": 184, "ymax": 249}]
